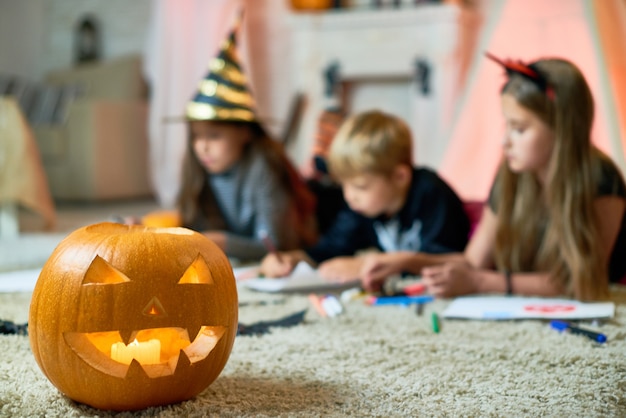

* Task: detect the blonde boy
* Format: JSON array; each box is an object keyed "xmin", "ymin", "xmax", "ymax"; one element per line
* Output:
[{"xmin": 260, "ymin": 110, "xmax": 470, "ymax": 291}]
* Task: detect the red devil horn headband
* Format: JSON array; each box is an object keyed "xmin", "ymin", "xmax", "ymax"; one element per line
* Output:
[{"xmin": 486, "ymin": 52, "xmax": 555, "ymax": 100}]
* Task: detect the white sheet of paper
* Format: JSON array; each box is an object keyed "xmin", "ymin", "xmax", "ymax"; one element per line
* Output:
[
  {"xmin": 238, "ymin": 261, "xmax": 359, "ymax": 293},
  {"xmin": 0, "ymin": 268, "xmax": 40, "ymax": 293},
  {"xmin": 442, "ymin": 296, "xmax": 615, "ymax": 320}
]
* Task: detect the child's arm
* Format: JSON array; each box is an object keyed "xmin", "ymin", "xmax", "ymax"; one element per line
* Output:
[
  {"xmin": 426, "ymin": 195, "xmax": 625, "ymax": 298},
  {"xmin": 304, "ymin": 208, "xmax": 373, "ymax": 263},
  {"xmin": 359, "ymin": 205, "xmax": 496, "ymax": 291},
  {"xmin": 259, "ymin": 250, "xmax": 313, "ymax": 278},
  {"xmin": 422, "ymin": 202, "xmax": 580, "ymax": 297},
  {"xmin": 317, "ymin": 256, "xmax": 366, "ymax": 283},
  {"xmin": 463, "ymin": 205, "xmax": 498, "ymax": 268},
  {"xmin": 359, "ymin": 251, "xmax": 465, "ymax": 292},
  {"xmin": 422, "ymin": 263, "xmax": 564, "ymax": 298}
]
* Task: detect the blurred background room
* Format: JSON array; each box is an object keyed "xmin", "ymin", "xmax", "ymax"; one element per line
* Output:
[{"xmin": 1, "ymin": 0, "xmax": 625, "ymax": 271}]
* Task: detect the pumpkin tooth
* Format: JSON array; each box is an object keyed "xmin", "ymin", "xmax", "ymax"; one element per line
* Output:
[
  {"xmin": 182, "ymin": 326, "xmax": 225, "ymax": 364},
  {"xmin": 175, "ymin": 349, "xmax": 192, "ymax": 373},
  {"xmin": 187, "ymin": 325, "xmax": 203, "ymax": 342},
  {"xmin": 126, "ymin": 358, "xmax": 150, "ymax": 379},
  {"xmin": 119, "ymin": 330, "xmax": 136, "ymax": 345}
]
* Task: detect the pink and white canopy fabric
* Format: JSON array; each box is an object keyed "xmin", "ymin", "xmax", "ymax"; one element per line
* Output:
[
  {"xmin": 143, "ymin": 0, "xmax": 244, "ymax": 207},
  {"xmin": 438, "ymin": 0, "xmax": 626, "ymax": 201}
]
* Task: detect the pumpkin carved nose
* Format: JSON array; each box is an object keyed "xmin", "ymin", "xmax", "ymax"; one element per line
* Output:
[{"xmin": 142, "ymin": 297, "xmax": 167, "ymax": 317}]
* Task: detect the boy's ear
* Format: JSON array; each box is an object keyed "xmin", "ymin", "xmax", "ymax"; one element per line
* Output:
[{"xmin": 393, "ymin": 164, "xmax": 412, "ymax": 185}]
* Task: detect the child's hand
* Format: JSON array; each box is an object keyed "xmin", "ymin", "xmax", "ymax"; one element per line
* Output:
[
  {"xmin": 318, "ymin": 257, "xmax": 364, "ymax": 283},
  {"xmin": 422, "ymin": 261, "xmax": 479, "ymax": 297},
  {"xmin": 359, "ymin": 252, "xmax": 406, "ymax": 292},
  {"xmin": 259, "ymin": 251, "xmax": 301, "ymax": 278}
]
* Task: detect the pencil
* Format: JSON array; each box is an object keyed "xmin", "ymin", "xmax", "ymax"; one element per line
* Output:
[{"xmin": 260, "ymin": 231, "xmax": 283, "ymax": 262}]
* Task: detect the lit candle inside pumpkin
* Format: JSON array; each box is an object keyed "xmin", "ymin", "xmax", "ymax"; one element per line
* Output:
[{"xmin": 111, "ymin": 338, "xmax": 161, "ymax": 365}]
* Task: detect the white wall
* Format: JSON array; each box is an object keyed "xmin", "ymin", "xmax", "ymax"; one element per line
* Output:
[
  {"xmin": 0, "ymin": 0, "xmax": 293, "ymax": 138},
  {"xmin": 0, "ymin": 0, "xmax": 46, "ymax": 80},
  {"xmin": 0, "ymin": 0, "xmax": 152, "ymax": 81}
]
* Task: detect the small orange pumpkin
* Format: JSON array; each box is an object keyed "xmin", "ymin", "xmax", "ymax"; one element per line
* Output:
[
  {"xmin": 141, "ymin": 209, "xmax": 181, "ymax": 228},
  {"xmin": 290, "ymin": 0, "xmax": 332, "ymax": 11},
  {"xmin": 29, "ymin": 222, "xmax": 238, "ymax": 411}
]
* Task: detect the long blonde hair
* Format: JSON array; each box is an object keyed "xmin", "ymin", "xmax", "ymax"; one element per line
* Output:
[{"xmin": 493, "ymin": 58, "xmax": 609, "ymax": 301}]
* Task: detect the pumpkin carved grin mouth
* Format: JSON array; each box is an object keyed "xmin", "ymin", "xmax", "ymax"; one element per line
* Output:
[{"xmin": 64, "ymin": 326, "xmax": 226, "ymax": 378}]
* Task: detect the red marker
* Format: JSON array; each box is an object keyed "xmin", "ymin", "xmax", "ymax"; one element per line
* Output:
[
  {"xmin": 308, "ymin": 294, "xmax": 327, "ymax": 317},
  {"xmin": 403, "ymin": 282, "xmax": 426, "ymax": 296}
]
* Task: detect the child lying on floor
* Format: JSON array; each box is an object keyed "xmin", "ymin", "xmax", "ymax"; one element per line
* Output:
[
  {"xmin": 260, "ymin": 110, "xmax": 470, "ymax": 292},
  {"xmin": 385, "ymin": 55, "xmax": 626, "ymax": 301}
]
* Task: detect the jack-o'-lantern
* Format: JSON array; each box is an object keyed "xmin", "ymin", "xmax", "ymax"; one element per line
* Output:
[{"xmin": 28, "ymin": 222, "xmax": 238, "ymax": 411}]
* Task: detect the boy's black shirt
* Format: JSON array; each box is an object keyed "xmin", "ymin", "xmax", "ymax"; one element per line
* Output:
[{"xmin": 305, "ymin": 167, "xmax": 471, "ymax": 263}]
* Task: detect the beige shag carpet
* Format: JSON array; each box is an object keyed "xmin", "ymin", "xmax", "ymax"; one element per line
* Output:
[{"xmin": 1, "ymin": 284, "xmax": 625, "ymax": 417}]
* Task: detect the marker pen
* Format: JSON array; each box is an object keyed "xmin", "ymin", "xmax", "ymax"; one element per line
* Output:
[
  {"xmin": 366, "ymin": 295, "xmax": 435, "ymax": 306},
  {"xmin": 402, "ymin": 282, "xmax": 426, "ymax": 296},
  {"xmin": 431, "ymin": 312, "xmax": 440, "ymax": 334},
  {"xmin": 549, "ymin": 320, "xmax": 607, "ymax": 343},
  {"xmin": 321, "ymin": 295, "xmax": 343, "ymax": 317}
]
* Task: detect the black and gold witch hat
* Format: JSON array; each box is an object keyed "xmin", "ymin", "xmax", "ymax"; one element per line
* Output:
[{"xmin": 185, "ymin": 20, "xmax": 257, "ymax": 122}]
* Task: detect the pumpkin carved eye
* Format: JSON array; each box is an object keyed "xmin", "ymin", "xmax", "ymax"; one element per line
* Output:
[
  {"xmin": 83, "ymin": 255, "xmax": 130, "ymax": 285},
  {"xmin": 178, "ymin": 255, "xmax": 213, "ymax": 285}
]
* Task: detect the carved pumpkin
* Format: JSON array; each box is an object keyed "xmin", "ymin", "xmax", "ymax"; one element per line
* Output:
[{"xmin": 28, "ymin": 222, "xmax": 238, "ymax": 411}]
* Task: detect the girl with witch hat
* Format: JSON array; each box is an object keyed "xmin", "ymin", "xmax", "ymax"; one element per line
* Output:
[{"xmin": 175, "ymin": 22, "xmax": 317, "ymax": 261}]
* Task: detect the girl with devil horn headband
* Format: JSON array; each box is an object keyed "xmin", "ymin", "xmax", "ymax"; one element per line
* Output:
[
  {"xmin": 365, "ymin": 55, "xmax": 626, "ymax": 301},
  {"xmin": 176, "ymin": 24, "xmax": 318, "ymax": 260}
]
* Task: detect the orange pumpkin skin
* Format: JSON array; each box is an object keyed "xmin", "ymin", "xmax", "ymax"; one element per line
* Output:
[{"xmin": 28, "ymin": 222, "xmax": 238, "ymax": 411}]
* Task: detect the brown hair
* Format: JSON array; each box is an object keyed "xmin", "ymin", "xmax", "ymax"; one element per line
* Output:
[
  {"xmin": 177, "ymin": 120, "xmax": 317, "ymax": 246},
  {"xmin": 493, "ymin": 58, "xmax": 608, "ymax": 300}
]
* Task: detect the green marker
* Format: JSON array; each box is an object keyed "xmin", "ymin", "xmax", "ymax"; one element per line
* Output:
[{"xmin": 431, "ymin": 312, "xmax": 440, "ymax": 334}]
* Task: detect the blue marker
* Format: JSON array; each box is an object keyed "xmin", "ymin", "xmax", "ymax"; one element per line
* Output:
[
  {"xmin": 366, "ymin": 295, "xmax": 435, "ymax": 306},
  {"xmin": 549, "ymin": 320, "xmax": 607, "ymax": 344}
]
